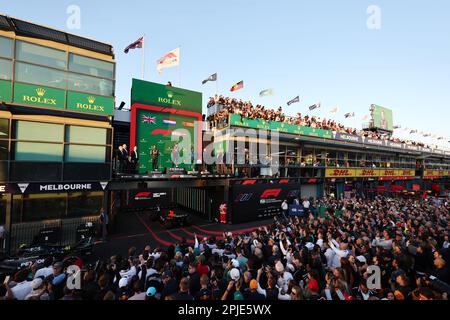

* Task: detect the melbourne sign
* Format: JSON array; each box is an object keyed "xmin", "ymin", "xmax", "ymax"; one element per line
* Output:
[
  {"xmin": 13, "ymin": 182, "xmax": 109, "ymax": 194},
  {"xmin": 13, "ymin": 83, "xmax": 65, "ymax": 109}
]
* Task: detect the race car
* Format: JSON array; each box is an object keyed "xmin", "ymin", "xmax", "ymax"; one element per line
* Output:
[
  {"xmin": 150, "ymin": 209, "xmax": 193, "ymax": 229},
  {"xmin": 0, "ymin": 236, "xmax": 94, "ymax": 280}
]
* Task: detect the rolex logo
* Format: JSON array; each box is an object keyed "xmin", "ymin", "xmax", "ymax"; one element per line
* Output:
[
  {"xmin": 36, "ymin": 88, "xmax": 46, "ymax": 97},
  {"xmin": 167, "ymin": 91, "xmax": 174, "ymax": 99},
  {"xmin": 87, "ymin": 96, "xmax": 95, "ymax": 104}
]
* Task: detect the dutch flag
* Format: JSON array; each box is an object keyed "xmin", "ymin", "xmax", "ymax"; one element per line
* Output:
[{"xmin": 163, "ymin": 119, "xmax": 177, "ymax": 126}]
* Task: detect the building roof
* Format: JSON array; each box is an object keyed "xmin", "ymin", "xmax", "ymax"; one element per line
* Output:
[{"xmin": 0, "ymin": 13, "xmax": 114, "ymax": 56}]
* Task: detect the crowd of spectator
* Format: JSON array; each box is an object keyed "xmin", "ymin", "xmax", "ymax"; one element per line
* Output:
[
  {"xmin": 207, "ymin": 96, "xmax": 433, "ymax": 148},
  {"xmin": 1, "ymin": 196, "xmax": 449, "ymax": 301}
]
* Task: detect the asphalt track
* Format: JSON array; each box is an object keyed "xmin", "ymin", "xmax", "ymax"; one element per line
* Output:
[{"xmin": 88, "ymin": 210, "xmax": 273, "ymax": 262}]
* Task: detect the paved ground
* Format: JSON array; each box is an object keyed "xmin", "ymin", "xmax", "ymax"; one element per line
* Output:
[{"xmin": 87, "ymin": 209, "xmax": 273, "ymax": 263}]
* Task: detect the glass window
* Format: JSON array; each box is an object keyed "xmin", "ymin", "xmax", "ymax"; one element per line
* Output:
[
  {"xmin": 67, "ymin": 192, "xmax": 103, "ymax": 218},
  {"xmin": 68, "ymin": 72, "xmax": 113, "ymax": 96},
  {"xmin": 67, "ymin": 126, "xmax": 107, "ymax": 145},
  {"xmin": 69, "ymin": 54, "xmax": 114, "ymax": 79},
  {"xmin": 0, "ymin": 119, "xmax": 9, "ymax": 138},
  {"xmin": 0, "ymin": 37, "xmax": 13, "ymax": 58},
  {"xmin": 0, "ymin": 58, "xmax": 12, "ymax": 80},
  {"xmin": 0, "ymin": 140, "xmax": 8, "ymax": 160},
  {"xmin": 65, "ymin": 145, "xmax": 106, "ymax": 163},
  {"xmin": 16, "ymin": 121, "xmax": 64, "ymax": 142},
  {"xmin": 15, "ymin": 62, "xmax": 67, "ymax": 89},
  {"xmin": 12, "ymin": 193, "xmax": 66, "ymax": 223},
  {"xmin": 0, "ymin": 195, "xmax": 7, "ymax": 225},
  {"xmin": 15, "ymin": 142, "xmax": 63, "ymax": 162},
  {"xmin": 16, "ymin": 40, "xmax": 66, "ymax": 69}
]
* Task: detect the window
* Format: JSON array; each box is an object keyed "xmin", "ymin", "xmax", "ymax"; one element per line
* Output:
[
  {"xmin": 65, "ymin": 145, "xmax": 106, "ymax": 163},
  {"xmin": 0, "ymin": 140, "xmax": 8, "ymax": 160},
  {"xmin": 67, "ymin": 192, "xmax": 103, "ymax": 218},
  {"xmin": 66, "ymin": 126, "xmax": 107, "ymax": 145},
  {"xmin": 12, "ymin": 193, "xmax": 67, "ymax": 223},
  {"xmin": 65, "ymin": 126, "xmax": 108, "ymax": 163},
  {"xmin": 0, "ymin": 58, "xmax": 12, "ymax": 81},
  {"xmin": 68, "ymin": 72, "xmax": 113, "ymax": 96},
  {"xmin": 16, "ymin": 121, "xmax": 64, "ymax": 142},
  {"xmin": 69, "ymin": 54, "xmax": 114, "ymax": 79},
  {"xmin": 0, "ymin": 37, "xmax": 12, "ymax": 58},
  {"xmin": 15, "ymin": 142, "xmax": 63, "ymax": 161},
  {"xmin": 15, "ymin": 121, "xmax": 64, "ymax": 162},
  {"xmin": 0, "ymin": 119, "xmax": 9, "ymax": 138},
  {"xmin": 16, "ymin": 40, "xmax": 66, "ymax": 69},
  {"xmin": 15, "ymin": 62, "xmax": 67, "ymax": 89}
]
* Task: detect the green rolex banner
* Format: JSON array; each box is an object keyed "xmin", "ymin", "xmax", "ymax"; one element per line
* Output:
[
  {"xmin": 13, "ymin": 83, "xmax": 65, "ymax": 109},
  {"xmin": 67, "ymin": 92, "xmax": 114, "ymax": 115},
  {"xmin": 0, "ymin": 80, "xmax": 12, "ymax": 102},
  {"xmin": 229, "ymin": 114, "xmax": 333, "ymax": 139}
]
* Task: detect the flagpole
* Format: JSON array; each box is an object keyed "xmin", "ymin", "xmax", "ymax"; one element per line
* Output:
[
  {"xmin": 177, "ymin": 45, "xmax": 181, "ymax": 87},
  {"xmin": 141, "ymin": 34, "xmax": 146, "ymax": 80}
]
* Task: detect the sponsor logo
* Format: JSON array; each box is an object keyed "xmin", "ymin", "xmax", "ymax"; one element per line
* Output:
[
  {"xmin": 339, "ymin": 134, "xmax": 360, "ymax": 142},
  {"xmin": 360, "ymin": 170, "xmax": 376, "ymax": 176},
  {"xmin": 234, "ymin": 193, "xmax": 253, "ymax": 202},
  {"xmin": 157, "ymin": 91, "xmax": 182, "ymax": 106},
  {"xmin": 383, "ymin": 170, "xmax": 395, "ymax": 176},
  {"xmin": 18, "ymin": 183, "xmax": 30, "ymax": 193},
  {"xmin": 22, "ymin": 87, "xmax": 57, "ymax": 106},
  {"xmin": 332, "ymin": 169, "xmax": 351, "ymax": 176},
  {"xmin": 260, "ymin": 189, "xmax": 282, "ymax": 199},
  {"xmin": 75, "ymin": 96, "xmax": 105, "ymax": 112},
  {"xmin": 135, "ymin": 192, "xmax": 152, "ymax": 200}
]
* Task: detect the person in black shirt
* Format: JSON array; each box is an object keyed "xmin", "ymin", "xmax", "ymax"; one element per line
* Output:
[
  {"xmin": 187, "ymin": 263, "xmax": 201, "ymax": 297},
  {"xmin": 173, "ymin": 277, "xmax": 194, "ymax": 300},
  {"xmin": 130, "ymin": 146, "xmax": 139, "ymax": 174}
]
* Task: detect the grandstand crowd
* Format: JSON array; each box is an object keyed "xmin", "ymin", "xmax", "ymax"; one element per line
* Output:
[
  {"xmin": 207, "ymin": 96, "xmax": 431, "ymax": 148},
  {"xmin": 1, "ymin": 196, "xmax": 449, "ymax": 301}
]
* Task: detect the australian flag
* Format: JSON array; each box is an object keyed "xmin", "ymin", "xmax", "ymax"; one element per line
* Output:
[
  {"xmin": 309, "ymin": 102, "xmax": 321, "ymax": 111},
  {"xmin": 124, "ymin": 36, "xmax": 144, "ymax": 54},
  {"xmin": 202, "ymin": 73, "xmax": 218, "ymax": 85},
  {"xmin": 142, "ymin": 115, "xmax": 156, "ymax": 124},
  {"xmin": 287, "ymin": 96, "xmax": 300, "ymax": 106}
]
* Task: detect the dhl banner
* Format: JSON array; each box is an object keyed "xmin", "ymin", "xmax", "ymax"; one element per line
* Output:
[
  {"xmin": 325, "ymin": 169, "xmax": 356, "ymax": 178},
  {"xmin": 423, "ymin": 170, "xmax": 441, "ymax": 179},
  {"xmin": 355, "ymin": 169, "xmax": 380, "ymax": 177},
  {"xmin": 380, "ymin": 169, "xmax": 397, "ymax": 177},
  {"xmin": 326, "ymin": 168, "xmax": 418, "ymax": 179},
  {"xmin": 396, "ymin": 169, "xmax": 415, "ymax": 177}
]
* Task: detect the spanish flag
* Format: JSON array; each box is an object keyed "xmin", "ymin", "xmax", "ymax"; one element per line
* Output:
[{"xmin": 230, "ymin": 81, "xmax": 244, "ymax": 92}]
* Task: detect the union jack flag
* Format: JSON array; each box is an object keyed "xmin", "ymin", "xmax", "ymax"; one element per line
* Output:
[{"xmin": 142, "ymin": 115, "xmax": 156, "ymax": 124}]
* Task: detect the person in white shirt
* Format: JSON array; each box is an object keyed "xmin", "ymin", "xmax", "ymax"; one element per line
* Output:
[
  {"xmin": 328, "ymin": 239, "xmax": 349, "ymax": 268},
  {"xmin": 303, "ymin": 198, "xmax": 310, "ymax": 209},
  {"xmin": 33, "ymin": 257, "xmax": 54, "ymax": 279},
  {"xmin": 9, "ymin": 270, "xmax": 32, "ymax": 300}
]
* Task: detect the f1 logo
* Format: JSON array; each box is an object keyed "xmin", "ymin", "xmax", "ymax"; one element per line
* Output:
[
  {"xmin": 260, "ymin": 189, "xmax": 282, "ymax": 199},
  {"xmin": 235, "ymin": 193, "xmax": 253, "ymax": 202}
]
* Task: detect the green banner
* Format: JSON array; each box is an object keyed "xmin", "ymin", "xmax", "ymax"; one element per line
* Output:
[
  {"xmin": 131, "ymin": 79, "xmax": 202, "ymax": 113},
  {"xmin": 0, "ymin": 80, "xmax": 12, "ymax": 102},
  {"xmin": 67, "ymin": 91, "xmax": 114, "ymax": 115},
  {"xmin": 372, "ymin": 104, "xmax": 393, "ymax": 131},
  {"xmin": 229, "ymin": 114, "xmax": 333, "ymax": 139},
  {"xmin": 13, "ymin": 82, "xmax": 65, "ymax": 109}
]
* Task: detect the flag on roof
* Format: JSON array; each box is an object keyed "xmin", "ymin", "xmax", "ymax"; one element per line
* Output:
[{"xmin": 124, "ymin": 36, "xmax": 144, "ymax": 54}]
